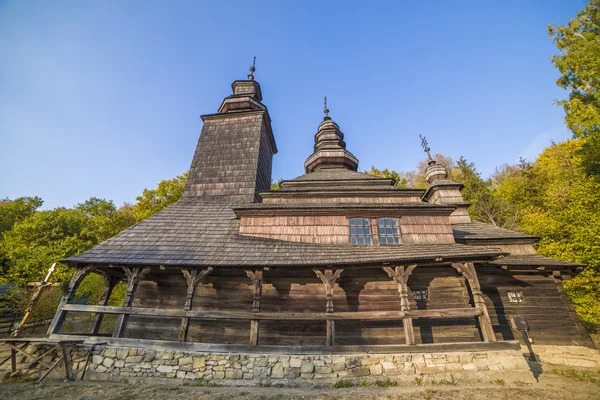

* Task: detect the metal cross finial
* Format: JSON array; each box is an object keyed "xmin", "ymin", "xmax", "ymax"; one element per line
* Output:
[
  {"xmin": 419, "ymin": 134, "xmax": 433, "ymax": 161},
  {"xmin": 324, "ymin": 96, "xmax": 330, "ymax": 119},
  {"xmin": 248, "ymin": 56, "xmax": 256, "ymax": 80}
]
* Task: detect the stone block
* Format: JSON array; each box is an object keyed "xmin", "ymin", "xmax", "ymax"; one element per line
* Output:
[
  {"xmin": 381, "ymin": 361, "xmax": 396, "ymax": 370},
  {"xmin": 179, "ymin": 357, "xmax": 193, "ymax": 366},
  {"xmin": 226, "ymin": 369, "xmax": 243, "ymax": 379},
  {"xmin": 229, "ymin": 355, "xmax": 240, "ymax": 361},
  {"xmin": 300, "ymin": 362, "xmax": 314, "ymax": 373},
  {"xmin": 116, "ymin": 349, "xmax": 128, "ymax": 360},
  {"xmin": 289, "ymin": 358, "xmax": 302, "ymax": 368},
  {"xmin": 361, "ymin": 357, "xmax": 380, "ymax": 366},
  {"xmin": 193, "ymin": 358, "xmax": 205, "ymax": 369},
  {"xmin": 254, "ymin": 366, "xmax": 271, "ymax": 379},
  {"xmin": 126, "ymin": 355, "xmax": 143, "ymax": 363},
  {"xmin": 92, "ymin": 355, "xmax": 103, "ymax": 365},
  {"xmin": 419, "ymin": 366, "xmax": 438, "ymax": 374},
  {"xmin": 128, "ymin": 349, "xmax": 137, "ymax": 356},
  {"xmin": 96, "ymin": 365, "xmax": 107, "ymax": 373},
  {"xmin": 337, "ymin": 370, "xmax": 351, "ymax": 378},
  {"xmin": 315, "ymin": 366, "xmax": 332, "ymax": 374},
  {"xmin": 103, "ymin": 358, "xmax": 115, "ymax": 368},
  {"xmin": 300, "ymin": 373, "xmax": 314, "ymax": 379},
  {"xmin": 332, "ymin": 362, "xmax": 346, "ymax": 372},
  {"xmin": 285, "ymin": 367, "xmax": 300, "ymax": 379},
  {"xmin": 446, "ymin": 363, "xmax": 463, "ymax": 372},
  {"xmin": 352, "ymin": 367, "xmax": 370, "ymax": 377},
  {"xmin": 157, "ymin": 365, "xmax": 173, "ymax": 373},
  {"xmin": 104, "ymin": 348, "xmax": 117, "ymax": 358},
  {"xmin": 255, "ymin": 358, "xmax": 268, "ymax": 367},
  {"xmin": 214, "ymin": 371, "xmax": 225, "ymax": 379},
  {"xmin": 369, "ymin": 364, "xmax": 383, "ymax": 376},
  {"xmin": 177, "ymin": 370, "xmax": 186, "ymax": 379},
  {"xmin": 114, "ymin": 360, "xmax": 125, "ymax": 368},
  {"xmin": 500, "ymin": 358, "xmax": 517, "ymax": 370},
  {"xmin": 462, "ymin": 363, "xmax": 477, "ymax": 371},
  {"xmin": 345, "ymin": 357, "xmax": 361, "ymax": 368},
  {"xmin": 271, "ymin": 363, "xmax": 284, "ymax": 378}
]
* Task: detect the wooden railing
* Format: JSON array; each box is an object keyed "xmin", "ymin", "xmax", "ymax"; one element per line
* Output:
[
  {"xmin": 56, "ymin": 304, "xmax": 483, "ymax": 346},
  {"xmin": 61, "ymin": 304, "xmax": 482, "ymax": 321}
]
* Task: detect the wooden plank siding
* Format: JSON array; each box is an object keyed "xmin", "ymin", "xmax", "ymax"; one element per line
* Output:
[
  {"xmin": 262, "ymin": 196, "xmax": 423, "ymax": 204},
  {"xmin": 239, "ymin": 215, "xmax": 455, "ymax": 245}
]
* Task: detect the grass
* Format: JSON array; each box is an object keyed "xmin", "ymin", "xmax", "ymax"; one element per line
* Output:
[
  {"xmin": 551, "ymin": 368, "xmax": 600, "ymax": 385},
  {"xmin": 490, "ymin": 379, "xmax": 505, "ymax": 386},
  {"xmin": 333, "ymin": 379, "xmax": 398, "ymax": 388}
]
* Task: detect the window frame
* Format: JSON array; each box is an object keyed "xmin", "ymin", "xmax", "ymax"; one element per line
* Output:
[
  {"xmin": 348, "ymin": 217, "xmax": 373, "ymax": 245},
  {"xmin": 411, "ymin": 288, "xmax": 429, "ymax": 302},
  {"xmin": 377, "ymin": 217, "xmax": 401, "ymax": 245}
]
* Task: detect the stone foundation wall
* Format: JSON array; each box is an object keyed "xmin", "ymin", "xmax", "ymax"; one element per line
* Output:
[
  {"xmin": 3, "ymin": 344, "xmax": 597, "ymax": 384},
  {"xmin": 530, "ymin": 345, "xmax": 600, "ymax": 369}
]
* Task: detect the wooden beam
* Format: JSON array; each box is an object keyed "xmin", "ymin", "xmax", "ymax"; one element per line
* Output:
[
  {"xmin": 313, "ymin": 268, "xmax": 343, "ymax": 346},
  {"xmin": 179, "ymin": 267, "xmax": 212, "ymax": 342},
  {"xmin": 91, "ymin": 271, "xmax": 120, "ymax": 335},
  {"xmin": 245, "ymin": 269, "xmax": 264, "ymax": 346},
  {"xmin": 384, "ymin": 265, "xmax": 417, "ymax": 345},
  {"xmin": 61, "ymin": 304, "xmax": 482, "ymax": 321},
  {"xmin": 113, "ymin": 267, "xmax": 151, "ymax": 338},
  {"xmin": 47, "ymin": 265, "xmax": 96, "ymax": 335},
  {"xmin": 451, "ymin": 262, "xmax": 496, "ymax": 342}
]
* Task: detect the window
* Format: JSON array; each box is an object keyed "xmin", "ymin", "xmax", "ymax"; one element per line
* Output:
[
  {"xmin": 349, "ymin": 218, "xmax": 372, "ymax": 245},
  {"xmin": 507, "ymin": 291, "xmax": 524, "ymax": 304},
  {"xmin": 412, "ymin": 289, "xmax": 428, "ymax": 302},
  {"xmin": 377, "ymin": 218, "xmax": 401, "ymax": 245}
]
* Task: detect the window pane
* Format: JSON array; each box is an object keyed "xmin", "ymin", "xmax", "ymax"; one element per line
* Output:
[
  {"xmin": 393, "ymin": 227, "xmax": 399, "ymax": 234},
  {"xmin": 358, "ymin": 237, "xmax": 364, "ymax": 245},
  {"xmin": 365, "ymin": 236, "xmax": 372, "ymax": 245},
  {"xmin": 394, "ymin": 237, "xmax": 400, "ymax": 244},
  {"xmin": 357, "ymin": 227, "xmax": 363, "ymax": 234},
  {"xmin": 365, "ymin": 227, "xmax": 371, "ymax": 234},
  {"xmin": 385, "ymin": 218, "xmax": 392, "ymax": 225},
  {"xmin": 386, "ymin": 227, "xmax": 393, "ymax": 234},
  {"xmin": 351, "ymin": 237, "xmax": 357, "ymax": 245},
  {"xmin": 391, "ymin": 219, "xmax": 397, "ymax": 226},
  {"xmin": 380, "ymin": 236, "xmax": 387, "ymax": 244},
  {"xmin": 350, "ymin": 227, "xmax": 356, "ymax": 234},
  {"xmin": 379, "ymin": 227, "xmax": 385, "ymax": 234}
]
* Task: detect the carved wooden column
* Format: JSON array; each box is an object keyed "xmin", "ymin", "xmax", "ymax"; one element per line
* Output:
[
  {"xmin": 245, "ymin": 269, "xmax": 264, "ymax": 345},
  {"xmin": 451, "ymin": 262, "xmax": 496, "ymax": 342},
  {"xmin": 179, "ymin": 267, "xmax": 212, "ymax": 342},
  {"xmin": 384, "ymin": 265, "xmax": 417, "ymax": 345},
  {"xmin": 90, "ymin": 271, "xmax": 120, "ymax": 334},
  {"xmin": 47, "ymin": 265, "xmax": 95, "ymax": 335},
  {"xmin": 313, "ymin": 268, "xmax": 343, "ymax": 346},
  {"xmin": 113, "ymin": 266, "xmax": 151, "ymax": 338}
]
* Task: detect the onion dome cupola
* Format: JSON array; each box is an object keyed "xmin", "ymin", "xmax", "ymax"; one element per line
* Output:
[{"xmin": 303, "ymin": 97, "xmax": 359, "ymax": 173}]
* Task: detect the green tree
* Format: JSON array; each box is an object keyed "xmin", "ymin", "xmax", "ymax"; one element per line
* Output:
[
  {"xmin": 132, "ymin": 172, "xmax": 188, "ymax": 221},
  {"xmin": 0, "ymin": 196, "xmax": 43, "ymax": 237},
  {"xmin": 549, "ymin": 0, "xmax": 600, "ymax": 175}
]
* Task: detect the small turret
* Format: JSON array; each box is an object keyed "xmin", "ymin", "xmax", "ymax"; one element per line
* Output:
[
  {"xmin": 304, "ymin": 97, "xmax": 359, "ymax": 173},
  {"xmin": 420, "ymin": 136, "xmax": 471, "ymax": 224}
]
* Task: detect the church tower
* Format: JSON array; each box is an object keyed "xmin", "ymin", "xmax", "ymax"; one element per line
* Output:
[{"xmin": 183, "ymin": 61, "xmax": 277, "ymax": 203}]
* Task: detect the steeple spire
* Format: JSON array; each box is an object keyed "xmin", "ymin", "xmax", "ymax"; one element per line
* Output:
[
  {"xmin": 419, "ymin": 134, "xmax": 435, "ymax": 165},
  {"xmin": 303, "ymin": 98, "xmax": 358, "ymax": 173},
  {"xmin": 248, "ymin": 56, "xmax": 256, "ymax": 81},
  {"xmin": 324, "ymin": 96, "xmax": 330, "ymax": 120}
]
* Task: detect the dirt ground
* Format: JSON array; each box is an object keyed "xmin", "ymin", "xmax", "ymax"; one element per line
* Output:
[{"xmin": 0, "ymin": 371, "xmax": 599, "ymax": 400}]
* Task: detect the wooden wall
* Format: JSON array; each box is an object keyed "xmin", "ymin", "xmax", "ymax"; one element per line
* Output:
[
  {"xmin": 126, "ymin": 267, "xmax": 479, "ymax": 346},
  {"xmin": 239, "ymin": 215, "xmax": 455, "ymax": 245},
  {"xmin": 476, "ymin": 265, "xmax": 593, "ymax": 347},
  {"xmin": 262, "ymin": 195, "xmax": 423, "ymax": 204},
  {"xmin": 123, "ymin": 265, "xmax": 592, "ymax": 347}
]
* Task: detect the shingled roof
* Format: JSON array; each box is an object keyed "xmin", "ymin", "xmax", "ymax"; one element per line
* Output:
[
  {"xmin": 63, "ymin": 199, "xmax": 503, "ymax": 268},
  {"xmin": 491, "ymin": 254, "xmax": 584, "ymax": 269},
  {"xmin": 452, "ymin": 221, "xmax": 538, "ymax": 242}
]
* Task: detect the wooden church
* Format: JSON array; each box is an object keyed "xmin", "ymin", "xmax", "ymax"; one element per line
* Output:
[{"xmin": 49, "ymin": 65, "xmax": 593, "ymax": 351}]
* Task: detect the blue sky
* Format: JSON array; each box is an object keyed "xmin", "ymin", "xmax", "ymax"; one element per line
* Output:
[{"xmin": 0, "ymin": 0, "xmax": 585, "ymax": 209}]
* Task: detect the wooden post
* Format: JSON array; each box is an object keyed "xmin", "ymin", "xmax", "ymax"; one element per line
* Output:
[
  {"xmin": 313, "ymin": 268, "xmax": 343, "ymax": 346},
  {"xmin": 91, "ymin": 271, "xmax": 120, "ymax": 334},
  {"xmin": 47, "ymin": 265, "xmax": 95, "ymax": 335},
  {"xmin": 451, "ymin": 262, "xmax": 496, "ymax": 342},
  {"xmin": 384, "ymin": 265, "xmax": 417, "ymax": 345},
  {"xmin": 10, "ymin": 347, "xmax": 16, "ymax": 375},
  {"xmin": 60, "ymin": 343, "xmax": 72, "ymax": 380},
  {"xmin": 113, "ymin": 267, "xmax": 151, "ymax": 338},
  {"xmin": 179, "ymin": 267, "xmax": 212, "ymax": 342},
  {"xmin": 245, "ymin": 269, "xmax": 264, "ymax": 346}
]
